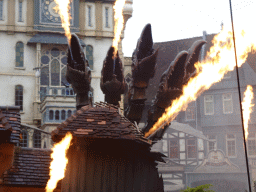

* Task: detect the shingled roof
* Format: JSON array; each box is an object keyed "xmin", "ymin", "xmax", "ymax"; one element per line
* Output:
[
  {"xmin": 52, "ymin": 102, "xmax": 151, "ymax": 145},
  {"xmin": 2, "ymin": 147, "xmax": 60, "ymax": 188},
  {"xmin": 0, "ymin": 106, "xmax": 21, "ymax": 145}
]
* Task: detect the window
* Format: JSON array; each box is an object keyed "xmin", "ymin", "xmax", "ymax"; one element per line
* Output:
[
  {"xmin": 223, "ymin": 93, "xmax": 233, "ymax": 114},
  {"xmin": 20, "ymin": 130, "xmax": 28, "ymax": 147},
  {"xmin": 68, "ymin": 110, "xmax": 72, "ymax": 118},
  {"xmin": 226, "ymin": 134, "xmax": 236, "ymax": 157},
  {"xmin": 105, "ymin": 7, "xmax": 109, "ymax": 27},
  {"xmin": 0, "ymin": 0, "xmax": 3, "ymax": 20},
  {"xmin": 55, "ymin": 110, "xmax": 59, "ymax": 120},
  {"xmin": 49, "ymin": 110, "xmax": 54, "ymax": 120},
  {"xmin": 61, "ymin": 110, "xmax": 66, "ymax": 120},
  {"xmin": 40, "ymin": 46, "xmax": 68, "ymax": 100},
  {"xmin": 169, "ymin": 139, "xmax": 179, "ymax": 159},
  {"xmin": 204, "ymin": 95, "xmax": 214, "ymax": 115},
  {"xmin": 33, "ymin": 130, "xmax": 41, "ymax": 148},
  {"xmin": 248, "ymin": 133, "xmax": 256, "ymax": 157},
  {"xmin": 86, "ymin": 45, "xmax": 93, "ymax": 70},
  {"xmin": 15, "ymin": 85, "xmax": 23, "ymax": 111},
  {"xmin": 187, "ymin": 139, "xmax": 197, "ymax": 158},
  {"xmin": 18, "ymin": 0, "xmax": 23, "ymax": 22},
  {"xmin": 88, "ymin": 5, "xmax": 92, "ymax": 27},
  {"xmin": 185, "ymin": 101, "xmax": 196, "ymax": 120},
  {"xmin": 16, "ymin": 42, "xmax": 24, "ymax": 67},
  {"xmin": 208, "ymin": 135, "xmax": 217, "ymax": 152}
]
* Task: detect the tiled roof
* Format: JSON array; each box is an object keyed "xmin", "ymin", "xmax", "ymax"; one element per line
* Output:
[
  {"xmin": 0, "ymin": 106, "xmax": 21, "ymax": 145},
  {"xmin": 2, "ymin": 147, "xmax": 57, "ymax": 187},
  {"xmin": 52, "ymin": 102, "xmax": 151, "ymax": 145}
]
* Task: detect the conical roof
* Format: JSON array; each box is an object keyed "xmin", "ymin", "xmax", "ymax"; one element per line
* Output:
[{"xmin": 52, "ymin": 102, "xmax": 151, "ymax": 145}]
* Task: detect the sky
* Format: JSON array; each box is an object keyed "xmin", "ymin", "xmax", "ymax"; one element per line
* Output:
[{"xmin": 122, "ymin": 0, "xmax": 256, "ymax": 57}]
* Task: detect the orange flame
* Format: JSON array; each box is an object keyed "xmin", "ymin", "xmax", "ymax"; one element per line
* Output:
[
  {"xmin": 145, "ymin": 27, "xmax": 256, "ymax": 138},
  {"xmin": 242, "ymin": 85, "xmax": 254, "ymax": 140},
  {"xmin": 54, "ymin": 0, "xmax": 72, "ymax": 45},
  {"xmin": 112, "ymin": 0, "xmax": 126, "ymax": 56},
  {"xmin": 46, "ymin": 132, "xmax": 73, "ymax": 192}
]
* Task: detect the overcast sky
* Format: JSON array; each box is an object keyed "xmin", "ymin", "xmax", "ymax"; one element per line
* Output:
[{"xmin": 122, "ymin": 0, "xmax": 256, "ymax": 57}]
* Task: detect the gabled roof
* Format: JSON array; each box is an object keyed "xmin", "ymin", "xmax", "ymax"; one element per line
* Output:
[
  {"xmin": 52, "ymin": 103, "xmax": 151, "ymax": 145},
  {"xmin": 2, "ymin": 148, "xmax": 58, "ymax": 188}
]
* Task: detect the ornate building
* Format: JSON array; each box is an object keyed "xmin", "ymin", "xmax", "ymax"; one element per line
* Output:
[{"xmin": 0, "ymin": 0, "xmax": 133, "ymax": 149}]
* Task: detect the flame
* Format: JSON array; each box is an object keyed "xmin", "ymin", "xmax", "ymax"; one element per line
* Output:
[
  {"xmin": 54, "ymin": 0, "xmax": 72, "ymax": 45},
  {"xmin": 145, "ymin": 27, "xmax": 256, "ymax": 138},
  {"xmin": 46, "ymin": 132, "xmax": 73, "ymax": 192},
  {"xmin": 242, "ymin": 85, "xmax": 254, "ymax": 140},
  {"xmin": 112, "ymin": 0, "xmax": 126, "ymax": 57}
]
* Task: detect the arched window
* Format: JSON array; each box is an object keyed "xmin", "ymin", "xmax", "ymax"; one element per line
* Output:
[
  {"xmin": 33, "ymin": 130, "xmax": 41, "ymax": 148},
  {"xmin": 15, "ymin": 42, "xmax": 24, "ymax": 67},
  {"xmin": 55, "ymin": 110, "xmax": 59, "ymax": 120},
  {"xmin": 49, "ymin": 110, "xmax": 54, "ymax": 120},
  {"xmin": 86, "ymin": 45, "xmax": 93, "ymax": 70},
  {"xmin": 68, "ymin": 110, "xmax": 72, "ymax": 118},
  {"xmin": 15, "ymin": 85, "xmax": 23, "ymax": 111},
  {"xmin": 61, "ymin": 110, "xmax": 66, "ymax": 120},
  {"xmin": 20, "ymin": 130, "xmax": 28, "ymax": 147}
]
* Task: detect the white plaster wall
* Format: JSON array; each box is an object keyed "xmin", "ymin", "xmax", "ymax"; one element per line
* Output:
[
  {"xmin": 0, "ymin": 75, "xmax": 36, "ymax": 123},
  {"xmin": 0, "ymin": 32, "xmax": 37, "ymax": 124},
  {"xmin": 0, "ymin": 33, "xmax": 37, "ymax": 72}
]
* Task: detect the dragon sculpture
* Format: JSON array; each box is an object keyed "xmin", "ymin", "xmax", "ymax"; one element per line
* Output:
[
  {"xmin": 55, "ymin": 23, "xmax": 207, "ymax": 192},
  {"xmin": 66, "ymin": 23, "xmax": 206, "ymax": 142}
]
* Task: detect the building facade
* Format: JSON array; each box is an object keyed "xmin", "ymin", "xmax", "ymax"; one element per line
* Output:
[
  {"xmin": 0, "ymin": 0, "xmax": 133, "ymax": 149},
  {"xmin": 124, "ymin": 31, "xmax": 256, "ymax": 191}
]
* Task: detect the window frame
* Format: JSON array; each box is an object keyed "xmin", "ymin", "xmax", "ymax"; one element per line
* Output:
[
  {"xmin": 169, "ymin": 138, "xmax": 179, "ymax": 159},
  {"xmin": 186, "ymin": 138, "xmax": 197, "ymax": 159},
  {"xmin": 0, "ymin": 0, "xmax": 3, "ymax": 20},
  {"xmin": 15, "ymin": 85, "xmax": 23, "ymax": 111},
  {"xmin": 185, "ymin": 101, "xmax": 196, "ymax": 121},
  {"xmin": 222, "ymin": 93, "xmax": 233, "ymax": 114},
  {"xmin": 226, "ymin": 134, "xmax": 236, "ymax": 158},
  {"xmin": 33, "ymin": 130, "xmax": 41, "ymax": 148},
  {"xmin": 86, "ymin": 45, "xmax": 93, "ymax": 70},
  {"xmin": 18, "ymin": 0, "xmax": 23, "ymax": 22},
  {"xmin": 15, "ymin": 41, "xmax": 24, "ymax": 68},
  {"xmin": 204, "ymin": 95, "xmax": 214, "ymax": 115},
  {"xmin": 248, "ymin": 133, "xmax": 256, "ymax": 157},
  {"xmin": 207, "ymin": 134, "xmax": 217, "ymax": 152},
  {"xmin": 20, "ymin": 130, "xmax": 28, "ymax": 147}
]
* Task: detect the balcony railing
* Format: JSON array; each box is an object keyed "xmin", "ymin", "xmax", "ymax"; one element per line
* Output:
[{"xmin": 40, "ymin": 87, "xmax": 75, "ymax": 101}]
